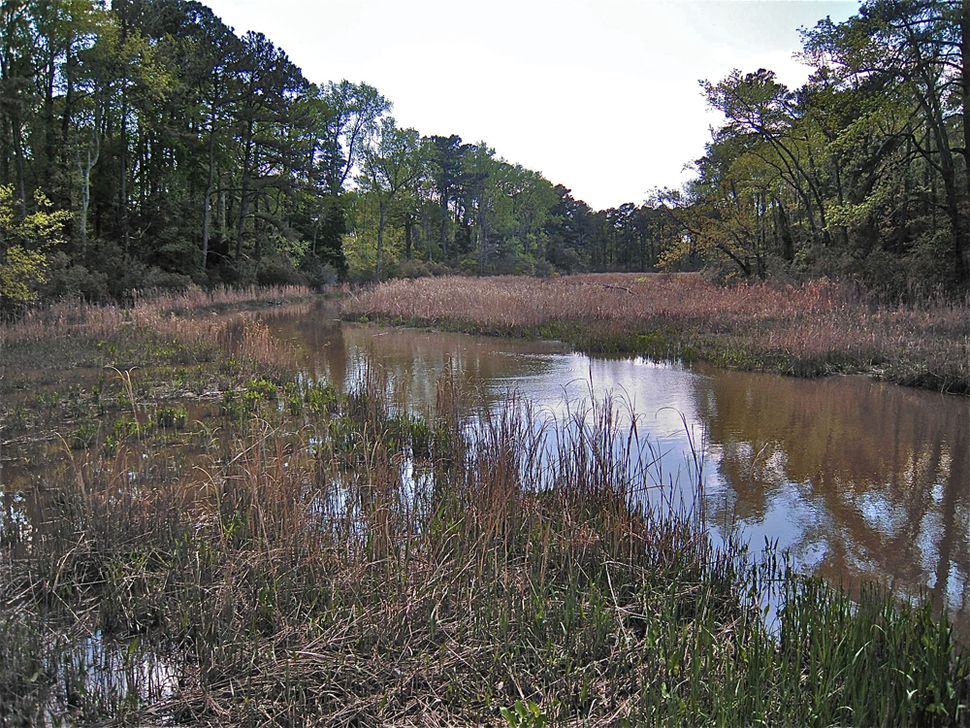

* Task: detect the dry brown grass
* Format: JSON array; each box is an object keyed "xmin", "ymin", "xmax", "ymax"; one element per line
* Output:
[
  {"xmin": 3, "ymin": 362, "xmax": 967, "ymax": 726},
  {"xmin": 345, "ymin": 273, "xmax": 970, "ymax": 392},
  {"xmin": 1, "ymin": 285, "xmax": 314, "ymax": 344}
]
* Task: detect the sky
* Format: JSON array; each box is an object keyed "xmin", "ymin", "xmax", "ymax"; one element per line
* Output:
[{"xmin": 203, "ymin": 0, "xmax": 858, "ymax": 211}]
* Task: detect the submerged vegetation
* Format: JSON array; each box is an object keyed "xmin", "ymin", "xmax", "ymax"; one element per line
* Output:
[
  {"xmin": 345, "ymin": 273, "xmax": 970, "ymax": 394},
  {"xmin": 1, "ymin": 294, "xmax": 968, "ymax": 725}
]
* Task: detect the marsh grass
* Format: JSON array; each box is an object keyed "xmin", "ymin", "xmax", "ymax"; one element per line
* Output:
[
  {"xmin": 0, "ymin": 289, "xmax": 314, "ymax": 442},
  {"xmin": 2, "ymin": 366, "xmax": 968, "ymax": 725},
  {"xmin": 345, "ymin": 274, "xmax": 970, "ymax": 393},
  {"xmin": 1, "ymin": 285, "xmax": 315, "ymax": 342},
  {"xmin": 1, "ymin": 293, "xmax": 968, "ymax": 725}
]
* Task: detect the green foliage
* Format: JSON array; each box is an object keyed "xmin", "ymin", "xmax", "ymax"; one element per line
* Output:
[
  {"xmin": 221, "ymin": 378, "xmax": 278, "ymax": 420},
  {"xmin": 0, "ymin": 188, "xmax": 70, "ymax": 305},
  {"xmin": 304, "ymin": 379, "xmax": 338, "ymax": 414},
  {"xmin": 246, "ymin": 377, "xmax": 278, "ymax": 402},
  {"xmin": 156, "ymin": 406, "xmax": 188, "ymax": 430},
  {"xmin": 664, "ymin": 0, "xmax": 970, "ymax": 294},
  {"xmin": 0, "ymin": 0, "xmax": 965, "ymax": 307},
  {"xmin": 385, "ymin": 413, "xmax": 440, "ymax": 458},
  {"xmin": 69, "ymin": 420, "xmax": 99, "ymax": 450},
  {"xmin": 111, "ymin": 415, "xmax": 143, "ymax": 441},
  {"xmin": 500, "ymin": 700, "xmax": 548, "ymax": 727}
]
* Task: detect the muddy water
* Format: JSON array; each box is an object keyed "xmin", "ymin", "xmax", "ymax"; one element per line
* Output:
[{"xmin": 264, "ymin": 306, "xmax": 970, "ymax": 635}]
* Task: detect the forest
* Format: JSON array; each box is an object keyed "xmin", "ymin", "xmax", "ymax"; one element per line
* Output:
[{"xmin": 0, "ymin": 0, "xmax": 967, "ymax": 306}]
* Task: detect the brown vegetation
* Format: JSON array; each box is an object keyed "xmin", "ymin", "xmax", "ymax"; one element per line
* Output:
[
  {"xmin": 345, "ymin": 273, "xmax": 970, "ymax": 392},
  {"xmin": 1, "ymin": 285, "xmax": 315, "ymax": 344},
  {"xmin": 2, "ymin": 291, "xmax": 968, "ymax": 725}
]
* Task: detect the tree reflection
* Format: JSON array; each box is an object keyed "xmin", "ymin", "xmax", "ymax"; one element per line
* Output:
[{"xmin": 695, "ymin": 369, "xmax": 969, "ymax": 636}]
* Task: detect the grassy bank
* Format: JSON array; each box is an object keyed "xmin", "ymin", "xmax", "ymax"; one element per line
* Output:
[
  {"xmin": 0, "ymin": 285, "xmax": 320, "ymax": 438},
  {"xmin": 1, "ymin": 294, "xmax": 968, "ymax": 725},
  {"xmin": 344, "ymin": 274, "xmax": 970, "ymax": 394}
]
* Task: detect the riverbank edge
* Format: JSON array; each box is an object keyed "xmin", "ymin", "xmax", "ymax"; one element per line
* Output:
[
  {"xmin": 3, "ymin": 292, "xmax": 969, "ymax": 725},
  {"xmin": 342, "ymin": 312, "xmax": 970, "ymax": 396}
]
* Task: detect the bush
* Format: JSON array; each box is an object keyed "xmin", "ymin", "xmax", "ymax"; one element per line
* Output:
[
  {"xmin": 41, "ymin": 253, "xmax": 110, "ymax": 301},
  {"xmin": 141, "ymin": 266, "xmax": 193, "ymax": 292},
  {"xmin": 256, "ymin": 255, "xmax": 305, "ymax": 286},
  {"xmin": 107, "ymin": 257, "xmax": 192, "ymax": 296},
  {"xmin": 532, "ymin": 259, "xmax": 557, "ymax": 278},
  {"xmin": 396, "ymin": 258, "xmax": 455, "ymax": 279},
  {"xmin": 299, "ymin": 253, "xmax": 339, "ymax": 288},
  {"xmin": 396, "ymin": 259, "xmax": 432, "ymax": 279}
]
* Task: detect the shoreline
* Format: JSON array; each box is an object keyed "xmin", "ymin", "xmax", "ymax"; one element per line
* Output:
[
  {"xmin": 1, "ymin": 288, "xmax": 968, "ymax": 725},
  {"xmin": 342, "ymin": 274, "xmax": 970, "ymax": 395}
]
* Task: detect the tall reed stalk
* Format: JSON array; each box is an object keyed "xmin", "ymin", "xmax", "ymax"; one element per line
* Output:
[{"xmin": 2, "ymin": 358, "xmax": 966, "ymax": 725}]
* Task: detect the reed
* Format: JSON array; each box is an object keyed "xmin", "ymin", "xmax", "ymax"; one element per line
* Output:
[
  {"xmin": 1, "ymin": 284, "xmax": 316, "ymax": 344},
  {"xmin": 1, "ymin": 360, "xmax": 967, "ymax": 726},
  {"xmin": 344, "ymin": 274, "xmax": 970, "ymax": 393}
]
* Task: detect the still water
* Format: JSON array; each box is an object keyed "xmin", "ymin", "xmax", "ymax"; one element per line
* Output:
[{"xmin": 264, "ymin": 305, "xmax": 970, "ymax": 635}]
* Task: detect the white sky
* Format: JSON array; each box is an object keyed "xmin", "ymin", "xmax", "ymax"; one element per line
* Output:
[{"xmin": 203, "ymin": 0, "xmax": 858, "ymax": 210}]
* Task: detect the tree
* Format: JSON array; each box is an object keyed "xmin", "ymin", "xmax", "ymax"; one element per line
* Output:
[
  {"xmin": 0, "ymin": 185, "xmax": 69, "ymax": 305},
  {"xmin": 319, "ymin": 80, "xmax": 390, "ymax": 195},
  {"xmin": 801, "ymin": 0, "xmax": 969, "ymax": 286},
  {"xmin": 358, "ymin": 118, "xmax": 426, "ymax": 279}
]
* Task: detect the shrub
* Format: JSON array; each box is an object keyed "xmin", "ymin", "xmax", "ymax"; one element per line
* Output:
[{"xmin": 256, "ymin": 254, "xmax": 305, "ymax": 286}]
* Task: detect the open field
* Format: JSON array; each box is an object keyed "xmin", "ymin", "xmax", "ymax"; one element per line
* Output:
[
  {"xmin": 1, "ymin": 291, "xmax": 968, "ymax": 725},
  {"xmin": 344, "ymin": 273, "xmax": 970, "ymax": 393}
]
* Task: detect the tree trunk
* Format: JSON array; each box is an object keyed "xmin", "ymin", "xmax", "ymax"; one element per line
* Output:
[
  {"xmin": 961, "ymin": 0, "xmax": 970, "ymax": 201},
  {"xmin": 43, "ymin": 52, "xmax": 56, "ymax": 189},
  {"xmin": 78, "ymin": 121, "xmax": 100, "ymax": 251},
  {"xmin": 439, "ymin": 191, "xmax": 449, "ymax": 257},
  {"xmin": 60, "ymin": 32, "xmax": 75, "ymax": 178},
  {"xmin": 776, "ymin": 199, "xmax": 794, "ymax": 262},
  {"xmin": 236, "ymin": 118, "xmax": 254, "ymax": 261},
  {"xmin": 118, "ymin": 10, "xmax": 130, "ymax": 252},
  {"xmin": 375, "ymin": 198, "xmax": 386, "ymax": 279},
  {"xmin": 10, "ymin": 109, "xmax": 26, "ymax": 217},
  {"xmin": 218, "ymin": 181, "xmax": 227, "ymax": 241},
  {"xmin": 254, "ymin": 192, "xmax": 262, "ymax": 262},
  {"xmin": 477, "ymin": 197, "xmax": 489, "ymax": 273},
  {"xmin": 404, "ymin": 212, "xmax": 413, "ymax": 259},
  {"xmin": 201, "ymin": 150, "xmax": 213, "ymax": 272},
  {"xmin": 907, "ymin": 21, "xmax": 969, "ymax": 283},
  {"xmin": 201, "ymin": 102, "xmax": 216, "ymax": 273}
]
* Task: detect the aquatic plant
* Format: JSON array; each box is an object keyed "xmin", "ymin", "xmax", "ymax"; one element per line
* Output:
[
  {"xmin": 1, "ymin": 363, "xmax": 967, "ymax": 726},
  {"xmin": 344, "ymin": 274, "xmax": 970, "ymax": 393}
]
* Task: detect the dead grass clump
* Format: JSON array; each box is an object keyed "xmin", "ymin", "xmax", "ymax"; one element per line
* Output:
[
  {"xmin": 2, "ymin": 364, "xmax": 967, "ymax": 725},
  {"xmin": 344, "ymin": 274, "xmax": 970, "ymax": 392}
]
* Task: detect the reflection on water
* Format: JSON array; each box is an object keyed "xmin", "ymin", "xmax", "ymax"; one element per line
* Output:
[
  {"xmin": 44, "ymin": 631, "xmax": 180, "ymax": 721},
  {"xmin": 266, "ymin": 309, "xmax": 568, "ymax": 412},
  {"xmin": 264, "ymin": 304, "xmax": 970, "ymax": 636},
  {"xmin": 694, "ymin": 368, "xmax": 969, "ymax": 626}
]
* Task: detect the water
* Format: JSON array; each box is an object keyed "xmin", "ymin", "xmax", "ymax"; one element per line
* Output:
[{"xmin": 265, "ymin": 306, "xmax": 970, "ymax": 635}]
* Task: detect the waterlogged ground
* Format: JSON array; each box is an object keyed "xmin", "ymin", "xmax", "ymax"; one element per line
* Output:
[
  {"xmin": 265, "ymin": 302, "xmax": 970, "ymax": 637},
  {"xmin": 1, "ymin": 297, "xmax": 968, "ymax": 724}
]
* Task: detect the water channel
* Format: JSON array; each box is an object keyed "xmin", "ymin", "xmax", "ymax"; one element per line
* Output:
[{"xmin": 264, "ymin": 304, "xmax": 970, "ymax": 637}]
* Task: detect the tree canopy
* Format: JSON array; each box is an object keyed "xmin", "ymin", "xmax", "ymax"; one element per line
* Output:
[{"xmin": 0, "ymin": 0, "xmax": 965, "ymax": 306}]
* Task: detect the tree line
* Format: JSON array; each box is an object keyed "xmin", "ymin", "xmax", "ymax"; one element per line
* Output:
[
  {"xmin": 0, "ymin": 0, "xmax": 966, "ymax": 307},
  {"xmin": 662, "ymin": 0, "xmax": 969, "ymax": 294}
]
